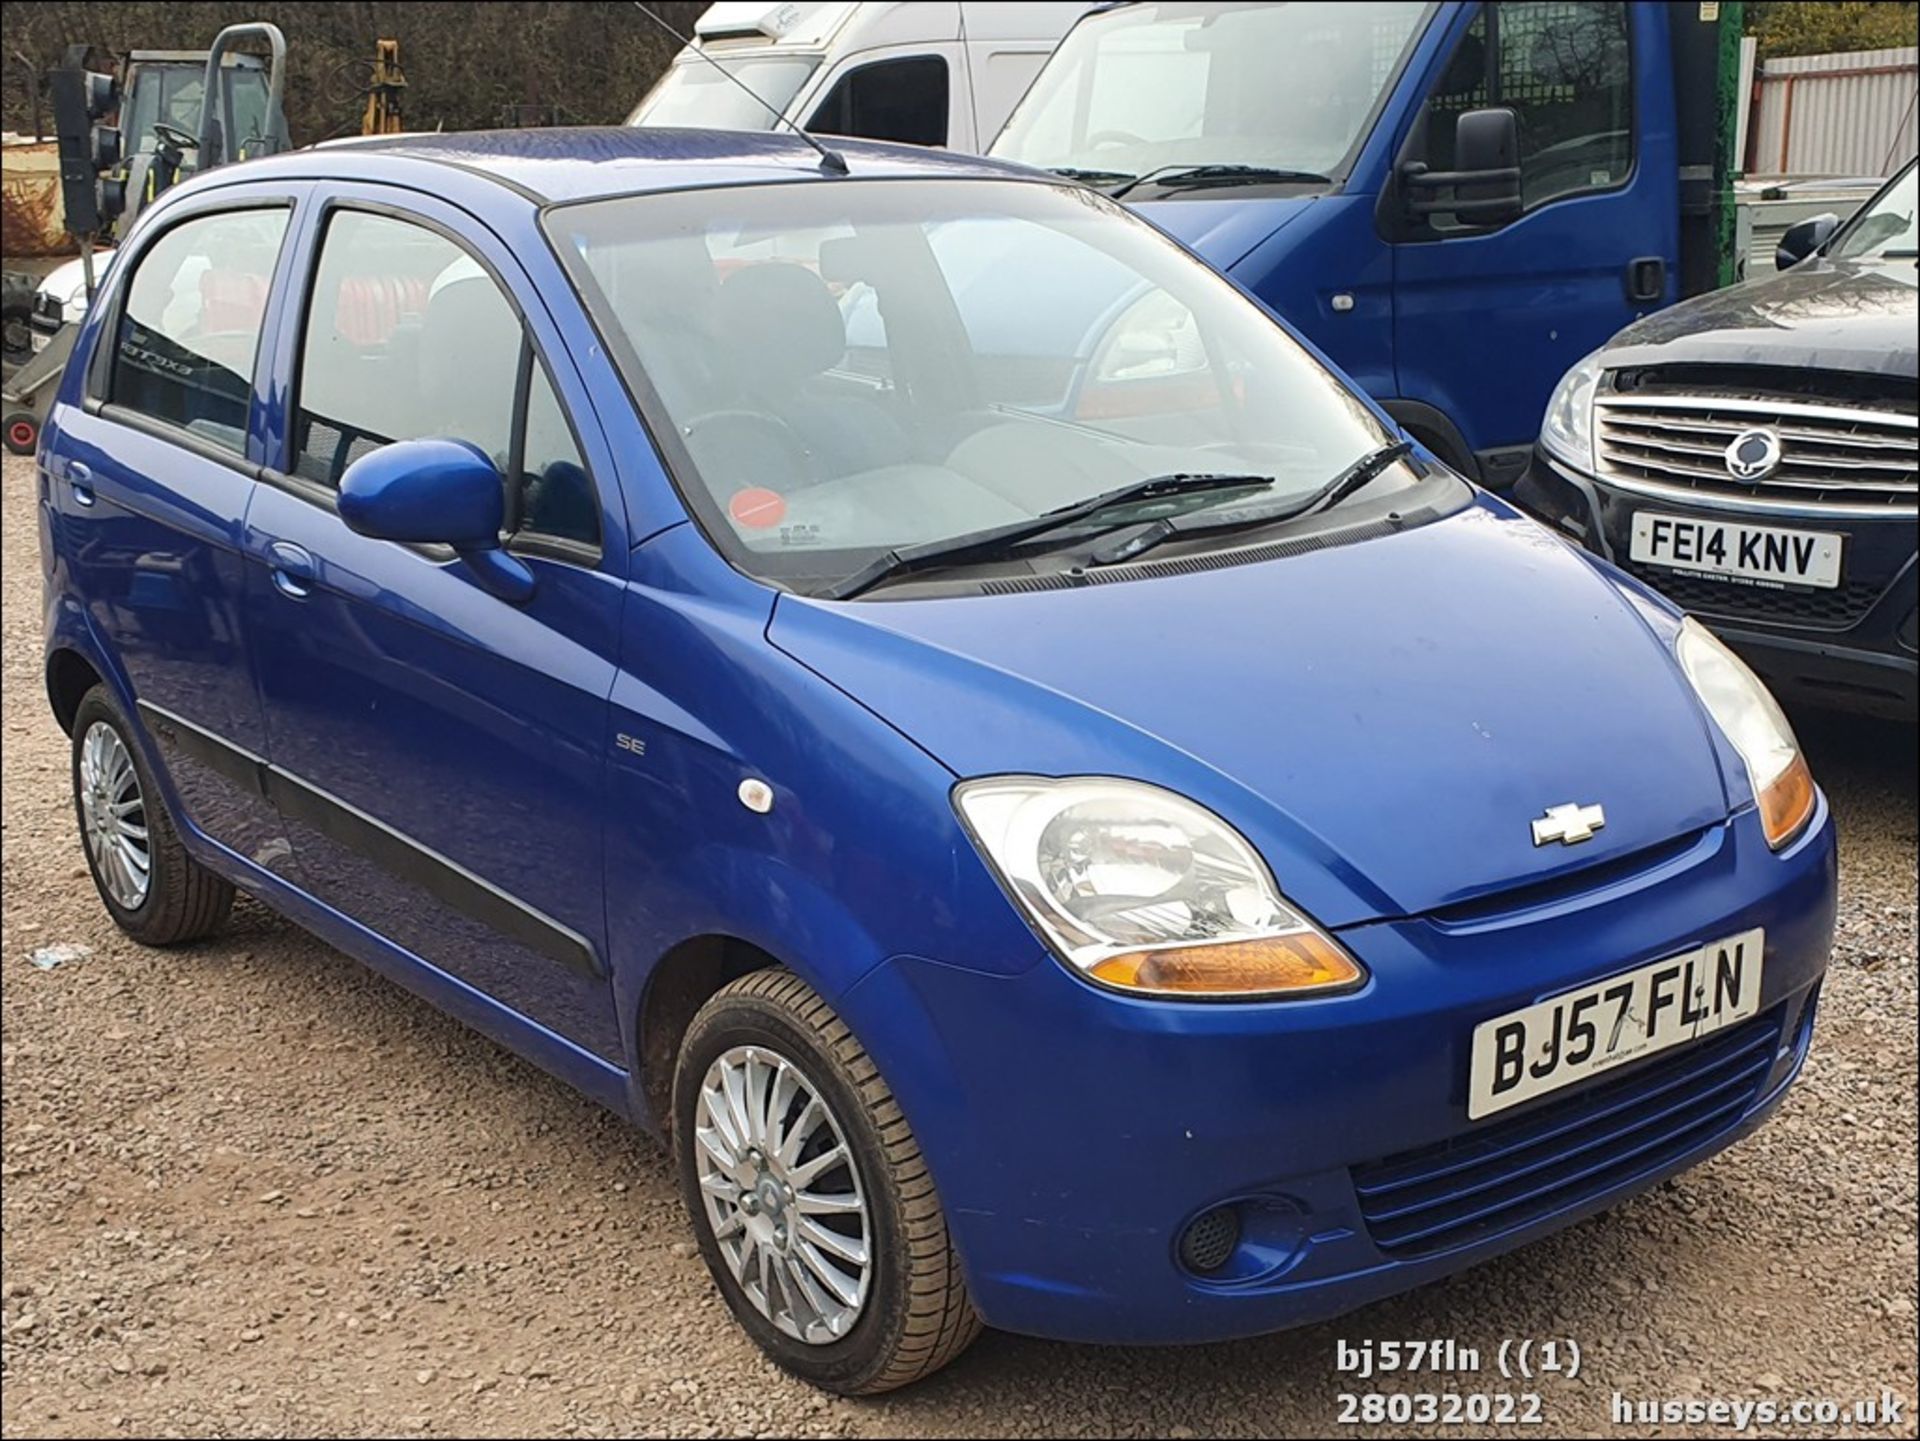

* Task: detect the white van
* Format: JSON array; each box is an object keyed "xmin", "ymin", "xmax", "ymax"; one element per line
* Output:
[{"xmin": 629, "ymin": 1, "xmax": 1088, "ymax": 153}]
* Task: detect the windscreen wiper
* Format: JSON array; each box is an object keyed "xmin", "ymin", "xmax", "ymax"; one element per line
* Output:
[
  {"xmin": 1048, "ymin": 165, "xmax": 1138, "ymax": 186},
  {"xmin": 1111, "ymin": 164, "xmax": 1333, "ymax": 200},
  {"xmin": 1091, "ymin": 441, "xmax": 1416, "ymax": 567},
  {"xmin": 823, "ymin": 473, "xmax": 1273, "ymax": 601}
]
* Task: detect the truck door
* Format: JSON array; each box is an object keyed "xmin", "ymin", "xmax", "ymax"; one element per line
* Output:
[
  {"xmin": 1387, "ymin": 1, "xmax": 1677, "ymax": 487},
  {"xmin": 805, "ymin": 44, "xmax": 964, "ymax": 149}
]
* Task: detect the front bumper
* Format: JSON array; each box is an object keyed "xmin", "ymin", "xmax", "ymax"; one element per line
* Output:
[
  {"xmin": 840, "ymin": 801, "xmax": 1836, "ymax": 1345},
  {"xmin": 1515, "ymin": 449, "xmax": 1917, "ymax": 722}
]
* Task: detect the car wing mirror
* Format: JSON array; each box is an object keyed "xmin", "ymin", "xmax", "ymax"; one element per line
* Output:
[
  {"xmin": 338, "ymin": 438, "xmax": 535, "ymax": 603},
  {"xmin": 1776, "ymin": 212, "xmax": 1839, "ymax": 270},
  {"xmin": 1403, "ymin": 106, "xmax": 1523, "ymax": 228}
]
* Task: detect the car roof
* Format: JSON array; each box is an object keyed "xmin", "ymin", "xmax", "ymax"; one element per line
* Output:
[{"xmin": 229, "ymin": 126, "xmax": 1039, "ymax": 206}]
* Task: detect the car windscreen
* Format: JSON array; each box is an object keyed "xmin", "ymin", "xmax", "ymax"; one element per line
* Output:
[
  {"xmin": 992, "ymin": 1, "xmax": 1431, "ymax": 183},
  {"xmin": 627, "ymin": 54, "xmax": 820, "ymax": 130},
  {"xmin": 543, "ymin": 178, "xmax": 1399, "ymax": 593},
  {"xmin": 1832, "ymin": 161, "xmax": 1918, "ymax": 261}
]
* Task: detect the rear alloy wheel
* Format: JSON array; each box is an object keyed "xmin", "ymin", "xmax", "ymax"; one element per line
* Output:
[
  {"xmin": 674, "ymin": 969, "xmax": 979, "ymax": 1394},
  {"xmin": 70, "ymin": 685, "xmax": 233, "ymax": 945}
]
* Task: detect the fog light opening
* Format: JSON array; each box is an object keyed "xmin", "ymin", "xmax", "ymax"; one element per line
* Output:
[{"xmin": 1178, "ymin": 1205, "xmax": 1242, "ymax": 1275}]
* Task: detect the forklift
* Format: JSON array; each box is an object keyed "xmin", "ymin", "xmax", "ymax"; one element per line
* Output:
[{"xmin": 2, "ymin": 24, "xmax": 290, "ymax": 454}]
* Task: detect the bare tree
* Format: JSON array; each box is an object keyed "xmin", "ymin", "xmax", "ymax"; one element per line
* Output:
[{"xmin": 3, "ymin": 2, "xmax": 705, "ymax": 144}]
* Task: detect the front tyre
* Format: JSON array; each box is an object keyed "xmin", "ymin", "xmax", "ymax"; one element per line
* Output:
[
  {"xmin": 70, "ymin": 686, "xmax": 233, "ymax": 945},
  {"xmin": 673, "ymin": 969, "xmax": 980, "ymax": 1394}
]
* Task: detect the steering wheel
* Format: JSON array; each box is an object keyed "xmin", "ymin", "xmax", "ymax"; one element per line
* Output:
[
  {"xmin": 680, "ymin": 411, "xmax": 814, "ymax": 495},
  {"xmin": 152, "ymin": 121, "xmax": 200, "ymax": 152},
  {"xmin": 1085, "ymin": 129, "xmax": 1147, "ymax": 151}
]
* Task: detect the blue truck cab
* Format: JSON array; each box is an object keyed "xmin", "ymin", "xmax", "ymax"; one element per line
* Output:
[{"xmin": 991, "ymin": 0, "xmax": 1726, "ymax": 489}]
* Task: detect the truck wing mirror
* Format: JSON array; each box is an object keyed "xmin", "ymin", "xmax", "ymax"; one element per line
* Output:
[{"xmin": 1403, "ymin": 106, "xmax": 1523, "ymax": 228}]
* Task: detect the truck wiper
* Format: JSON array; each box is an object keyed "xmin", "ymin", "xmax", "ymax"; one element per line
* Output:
[
  {"xmin": 1091, "ymin": 441, "xmax": 1415, "ymax": 566},
  {"xmin": 823, "ymin": 472, "xmax": 1273, "ymax": 601},
  {"xmin": 1111, "ymin": 164, "xmax": 1332, "ymax": 199}
]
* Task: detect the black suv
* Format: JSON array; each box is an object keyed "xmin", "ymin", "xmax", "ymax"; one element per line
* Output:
[{"xmin": 1518, "ymin": 158, "xmax": 1917, "ymax": 722}]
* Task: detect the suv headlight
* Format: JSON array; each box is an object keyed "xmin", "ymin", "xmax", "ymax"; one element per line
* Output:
[
  {"xmin": 1540, "ymin": 348, "xmax": 1606, "ymax": 471},
  {"xmin": 954, "ymin": 776, "xmax": 1364, "ymax": 999},
  {"xmin": 1676, "ymin": 619, "xmax": 1816, "ymax": 849}
]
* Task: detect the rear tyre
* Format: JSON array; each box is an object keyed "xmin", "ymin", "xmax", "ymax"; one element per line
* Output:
[
  {"xmin": 673, "ymin": 968, "xmax": 980, "ymax": 1394},
  {"xmin": 70, "ymin": 686, "xmax": 233, "ymax": 945}
]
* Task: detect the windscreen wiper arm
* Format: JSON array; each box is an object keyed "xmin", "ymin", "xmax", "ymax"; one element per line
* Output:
[
  {"xmin": 823, "ymin": 473, "xmax": 1272, "ymax": 601},
  {"xmin": 1111, "ymin": 164, "xmax": 1333, "ymax": 200},
  {"xmin": 1091, "ymin": 441, "xmax": 1416, "ymax": 567}
]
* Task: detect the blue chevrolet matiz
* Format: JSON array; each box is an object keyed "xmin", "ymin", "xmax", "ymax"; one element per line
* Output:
[{"xmin": 38, "ymin": 130, "xmax": 1835, "ymax": 1392}]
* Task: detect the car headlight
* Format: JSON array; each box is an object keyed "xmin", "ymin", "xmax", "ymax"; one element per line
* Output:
[
  {"xmin": 1676, "ymin": 619, "xmax": 1816, "ymax": 849},
  {"xmin": 1540, "ymin": 348, "xmax": 1606, "ymax": 471},
  {"xmin": 953, "ymin": 776, "xmax": 1364, "ymax": 999}
]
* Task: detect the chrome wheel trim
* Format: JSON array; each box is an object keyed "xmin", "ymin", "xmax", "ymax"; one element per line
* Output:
[
  {"xmin": 693, "ymin": 1043, "xmax": 872, "ymax": 1345},
  {"xmin": 79, "ymin": 721, "xmax": 150, "ymax": 910}
]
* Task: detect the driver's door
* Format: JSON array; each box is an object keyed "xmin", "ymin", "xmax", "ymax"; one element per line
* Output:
[{"xmin": 243, "ymin": 186, "xmax": 628, "ymax": 1063}]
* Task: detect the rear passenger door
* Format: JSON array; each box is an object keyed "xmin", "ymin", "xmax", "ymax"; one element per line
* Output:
[
  {"xmin": 55, "ymin": 194, "xmax": 303, "ymax": 879},
  {"xmin": 243, "ymin": 188, "xmax": 627, "ymax": 1063}
]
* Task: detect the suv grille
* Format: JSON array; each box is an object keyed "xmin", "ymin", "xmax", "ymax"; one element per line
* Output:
[
  {"xmin": 1353, "ymin": 1012, "xmax": 1784, "ymax": 1259},
  {"xmin": 1596, "ymin": 393, "xmax": 1917, "ymax": 509},
  {"xmin": 1619, "ymin": 563, "xmax": 1884, "ymax": 630}
]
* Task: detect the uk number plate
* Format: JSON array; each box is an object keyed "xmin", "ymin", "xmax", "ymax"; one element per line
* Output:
[
  {"xmin": 1467, "ymin": 928, "xmax": 1765, "ymax": 1120},
  {"xmin": 1630, "ymin": 512, "xmax": 1842, "ymax": 590}
]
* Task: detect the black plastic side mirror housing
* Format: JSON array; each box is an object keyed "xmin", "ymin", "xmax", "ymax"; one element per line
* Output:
[
  {"xmin": 1402, "ymin": 107, "xmax": 1523, "ymax": 228},
  {"xmin": 1776, "ymin": 213, "xmax": 1839, "ymax": 270}
]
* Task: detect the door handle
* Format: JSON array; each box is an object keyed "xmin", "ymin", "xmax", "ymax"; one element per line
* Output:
[
  {"xmin": 68, "ymin": 461, "xmax": 95, "ymax": 507},
  {"xmin": 1625, "ymin": 256, "xmax": 1666, "ymax": 303},
  {"xmin": 266, "ymin": 540, "xmax": 315, "ymax": 599}
]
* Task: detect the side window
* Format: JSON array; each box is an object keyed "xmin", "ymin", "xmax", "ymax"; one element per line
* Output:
[
  {"xmin": 808, "ymin": 55, "xmax": 949, "ymax": 147},
  {"xmin": 517, "ymin": 362, "xmax": 599, "ymax": 548},
  {"xmin": 294, "ymin": 210, "xmax": 519, "ymax": 486},
  {"xmin": 108, "ymin": 207, "xmax": 288, "ymax": 455},
  {"xmin": 294, "ymin": 207, "xmax": 601, "ymax": 552},
  {"xmin": 1424, "ymin": 2, "xmax": 1632, "ymax": 223}
]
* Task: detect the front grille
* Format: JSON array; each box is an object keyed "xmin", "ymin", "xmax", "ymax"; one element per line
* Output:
[
  {"xmin": 1353, "ymin": 1012, "xmax": 1782, "ymax": 1259},
  {"xmin": 1621, "ymin": 561, "xmax": 1884, "ymax": 630},
  {"xmin": 1596, "ymin": 393, "xmax": 1917, "ymax": 509}
]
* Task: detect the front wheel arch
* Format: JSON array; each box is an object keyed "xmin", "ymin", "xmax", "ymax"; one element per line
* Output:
[
  {"xmin": 1381, "ymin": 398, "xmax": 1479, "ymax": 481},
  {"xmin": 636, "ymin": 933, "xmax": 782, "ymax": 1137}
]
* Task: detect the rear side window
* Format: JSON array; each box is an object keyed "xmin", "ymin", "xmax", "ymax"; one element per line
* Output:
[
  {"xmin": 292, "ymin": 207, "xmax": 599, "ymax": 549},
  {"xmin": 1424, "ymin": 1, "xmax": 1633, "ymax": 223},
  {"xmin": 108, "ymin": 207, "xmax": 288, "ymax": 455},
  {"xmin": 808, "ymin": 56, "xmax": 949, "ymax": 147}
]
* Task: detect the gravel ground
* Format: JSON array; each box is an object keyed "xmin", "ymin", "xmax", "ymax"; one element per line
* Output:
[{"xmin": 2, "ymin": 450, "xmax": 1914, "ymax": 1438}]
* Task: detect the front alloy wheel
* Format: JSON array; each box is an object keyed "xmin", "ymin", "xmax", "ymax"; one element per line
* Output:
[
  {"xmin": 693, "ymin": 1044, "xmax": 873, "ymax": 1343},
  {"xmin": 674, "ymin": 969, "xmax": 979, "ymax": 1394}
]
